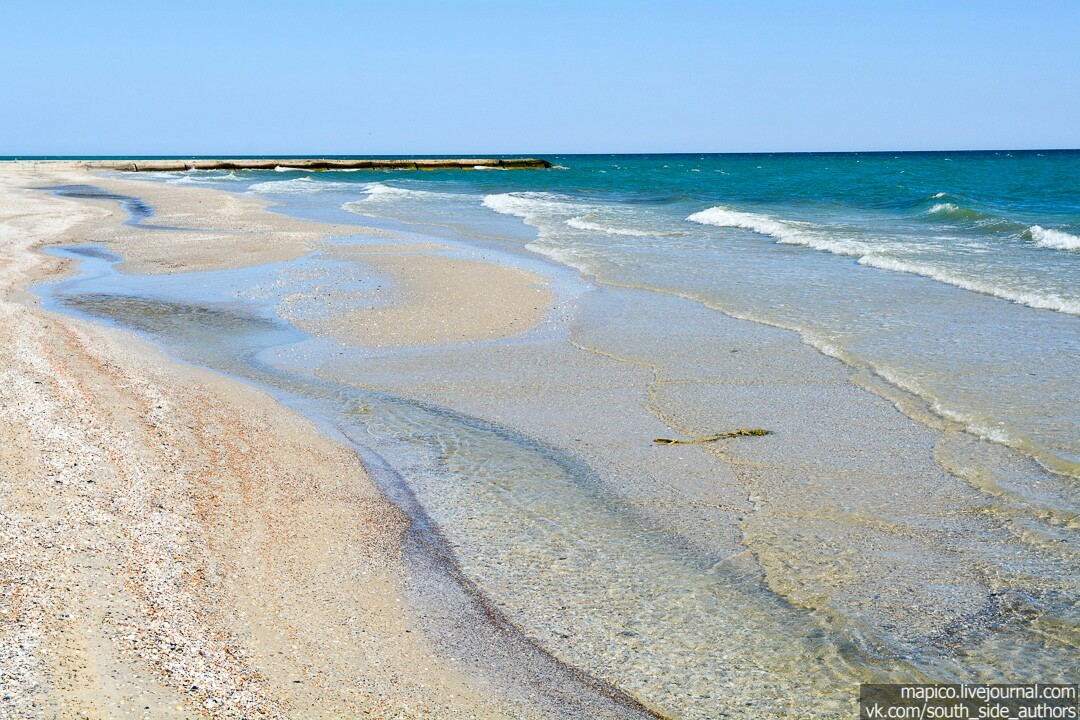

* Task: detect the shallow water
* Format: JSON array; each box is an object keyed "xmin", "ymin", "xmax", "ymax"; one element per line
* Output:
[
  {"xmin": 41, "ymin": 160, "xmax": 1080, "ymax": 717},
  {"xmin": 183, "ymin": 152, "xmax": 1080, "ymax": 476}
]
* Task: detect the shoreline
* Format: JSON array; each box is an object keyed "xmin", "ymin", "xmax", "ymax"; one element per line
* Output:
[
  {"xmin": 4, "ymin": 162, "xmax": 1076, "ymax": 717},
  {"xmin": 0, "ymin": 163, "xmax": 653, "ymax": 719}
]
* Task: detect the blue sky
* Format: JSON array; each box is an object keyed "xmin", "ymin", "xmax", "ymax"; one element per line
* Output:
[{"xmin": 3, "ymin": 0, "xmax": 1078, "ymax": 154}]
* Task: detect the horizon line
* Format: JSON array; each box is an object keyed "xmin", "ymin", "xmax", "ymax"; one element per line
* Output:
[{"xmin": 3, "ymin": 147, "xmax": 1079, "ymax": 160}]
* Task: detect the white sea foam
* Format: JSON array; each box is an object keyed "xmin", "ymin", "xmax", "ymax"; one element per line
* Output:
[
  {"xmin": 248, "ymin": 177, "xmax": 320, "ymax": 194},
  {"xmin": 686, "ymin": 206, "xmax": 869, "ymax": 256},
  {"xmin": 879, "ymin": 370, "xmax": 1016, "ymax": 445},
  {"xmin": 1028, "ymin": 225, "xmax": 1080, "ymax": 251},
  {"xmin": 687, "ymin": 206, "xmax": 810, "ymax": 244},
  {"xmin": 247, "ymin": 177, "xmax": 354, "ymax": 195},
  {"xmin": 967, "ymin": 421, "xmax": 1014, "ymax": 445},
  {"xmin": 481, "ymin": 192, "xmax": 531, "ymax": 217},
  {"xmin": 519, "ymin": 243, "xmax": 596, "ymax": 274},
  {"xmin": 764, "ymin": 330, "xmax": 1024, "ymax": 453},
  {"xmin": 566, "ymin": 216, "xmax": 668, "ymax": 237},
  {"xmin": 483, "ymin": 193, "xmax": 633, "ymax": 273},
  {"xmin": 167, "ymin": 172, "xmax": 242, "ymax": 185},
  {"xmin": 686, "ymin": 205, "xmax": 1079, "ymax": 315},
  {"xmin": 351, "ymin": 182, "xmax": 443, "ymax": 202},
  {"xmin": 338, "ymin": 183, "xmax": 457, "ymax": 219},
  {"xmin": 858, "ymin": 255, "xmax": 1080, "ymax": 315},
  {"xmin": 486, "ymin": 192, "xmax": 675, "ymax": 238},
  {"xmin": 356, "ymin": 182, "xmax": 410, "ymax": 198},
  {"xmin": 924, "ymin": 202, "xmax": 1000, "ymax": 224},
  {"xmin": 483, "ymin": 191, "xmax": 579, "ymax": 220}
]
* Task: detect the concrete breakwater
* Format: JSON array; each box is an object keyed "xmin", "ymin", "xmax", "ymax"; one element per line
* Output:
[{"xmin": 8, "ymin": 157, "xmax": 553, "ymax": 171}]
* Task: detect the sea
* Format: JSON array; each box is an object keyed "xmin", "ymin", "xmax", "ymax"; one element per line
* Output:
[{"xmin": 41, "ymin": 151, "xmax": 1079, "ymax": 718}]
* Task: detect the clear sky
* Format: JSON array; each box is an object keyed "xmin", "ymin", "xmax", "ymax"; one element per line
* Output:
[{"xmin": 3, "ymin": 0, "xmax": 1078, "ymax": 155}]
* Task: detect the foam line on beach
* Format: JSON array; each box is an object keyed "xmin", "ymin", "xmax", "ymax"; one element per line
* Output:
[{"xmin": 687, "ymin": 204, "xmax": 1080, "ymax": 315}]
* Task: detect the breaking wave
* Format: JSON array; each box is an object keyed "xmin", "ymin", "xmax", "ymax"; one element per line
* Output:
[
  {"xmin": 858, "ymin": 255, "xmax": 1080, "ymax": 315},
  {"xmin": 482, "ymin": 191, "xmax": 581, "ymax": 219},
  {"xmin": 485, "ymin": 192, "xmax": 684, "ymax": 241},
  {"xmin": 166, "ymin": 172, "xmax": 243, "ymax": 185},
  {"xmin": 341, "ymin": 182, "xmax": 447, "ymax": 209},
  {"xmin": 686, "ymin": 205, "xmax": 1078, "ymax": 316},
  {"xmin": 686, "ymin": 206, "xmax": 870, "ymax": 256},
  {"xmin": 925, "ymin": 202, "xmax": 986, "ymax": 221},
  {"xmin": 247, "ymin": 177, "xmax": 355, "ymax": 195},
  {"xmin": 1027, "ymin": 225, "xmax": 1080, "ymax": 251}
]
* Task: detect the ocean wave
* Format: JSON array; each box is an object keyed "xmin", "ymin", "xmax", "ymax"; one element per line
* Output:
[
  {"xmin": 925, "ymin": 202, "xmax": 985, "ymax": 221},
  {"xmin": 247, "ymin": 177, "xmax": 355, "ymax": 195},
  {"xmin": 356, "ymin": 181, "xmax": 411, "ymax": 198},
  {"xmin": 1026, "ymin": 225, "xmax": 1080, "ymax": 251},
  {"xmin": 248, "ymin": 177, "xmax": 320, "ymax": 194},
  {"xmin": 167, "ymin": 172, "xmax": 243, "ymax": 185},
  {"xmin": 485, "ymin": 192, "xmax": 684, "ymax": 269},
  {"xmin": 272, "ymin": 164, "xmax": 361, "ymax": 173},
  {"xmin": 493, "ymin": 194, "xmax": 1080, "ymax": 318},
  {"xmin": 339, "ymin": 183, "xmax": 455, "ymax": 217},
  {"xmin": 565, "ymin": 216, "xmax": 682, "ymax": 237},
  {"xmin": 870, "ymin": 365, "xmax": 1016, "ymax": 445},
  {"xmin": 373, "ymin": 182, "xmax": 448, "ymax": 198},
  {"xmin": 916, "ymin": 195, "xmax": 1031, "ymax": 234},
  {"xmin": 858, "ymin": 255, "xmax": 1080, "ymax": 315},
  {"xmin": 352, "ymin": 182, "xmax": 443, "ymax": 201},
  {"xmin": 686, "ymin": 206, "xmax": 870, "ymax": 256},
  {"xmin": 922, "ymin": 201, "xmax": 1018, "ymax": 230},
  {"xmin": 686, "ymin": 205, "xmax": 1078, "ymax": 315},
  {"xmin": 883, "ymin": 191, "xmax": 961, "ymax": 212},
  {"xmin": 483, "ymin": 191, "xmax": 581, "ymax": 220},
  {"xmin": 566, "ymin": 217, "xmax": 652, "ymax": 236},
  {"xmin": 486, "ymin": 192, "xmax": 679, "ymax": 239},
  {"xmin": 518, "ymin": 242, "xmax": 596, "ymax": 275}
]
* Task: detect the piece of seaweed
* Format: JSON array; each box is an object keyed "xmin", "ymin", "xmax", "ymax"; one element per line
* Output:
[{"xmin": 653, "ymin": 429, "xmax": 769, "ymax": 445}]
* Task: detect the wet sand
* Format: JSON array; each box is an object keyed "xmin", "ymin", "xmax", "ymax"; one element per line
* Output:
[
  {"xmin": 289, "ymin": 251, "xmax": 552, "ymax": 348},
  {"xmin": 45, "ymin": 172, "xmax": 376, "ymax": 274},
  {"xmin": 5, "ymin": 162, "xmax": 1074, "ymax": 719},
  {"xmin": 0, "ymin": 164, "xmax": 646, "ymax": 719}
]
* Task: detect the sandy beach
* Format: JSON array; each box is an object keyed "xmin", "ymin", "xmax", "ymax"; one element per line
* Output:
[
  {"xmin": 0, "ymin": 163, "xmax": 650, "ymax": 719},
  {"xmin": 6, "ymin": 3, "xmax": 1077, "ymax": 716},
  {"xmin": 3, "ymin": 159, "xmax": 1076, "ymax": 719}
]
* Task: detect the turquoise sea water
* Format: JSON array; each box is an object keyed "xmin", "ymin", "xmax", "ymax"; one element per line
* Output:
[
  {"xmin": 43, "ymin": 152, "xmax": 1079, "ymax": 717},
  {"xmin": 199, "ymin": 151, "xmax": 1080, "ymax": 474}
]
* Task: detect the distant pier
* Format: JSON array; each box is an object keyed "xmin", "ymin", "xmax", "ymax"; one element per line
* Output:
[{"xmin": 19, "ymin": 157, "xmax": 553, "ymax": 171}]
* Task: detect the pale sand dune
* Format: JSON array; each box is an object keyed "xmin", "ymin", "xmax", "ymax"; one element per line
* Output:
[{"xmin": 0, "ymin": 165, "xmax": 642, "ymax": 719}]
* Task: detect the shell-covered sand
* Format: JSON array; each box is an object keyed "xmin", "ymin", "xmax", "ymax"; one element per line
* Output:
[{"xmin": 0, "ymin": 164, "xmax": 646, "ymax": 719}]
